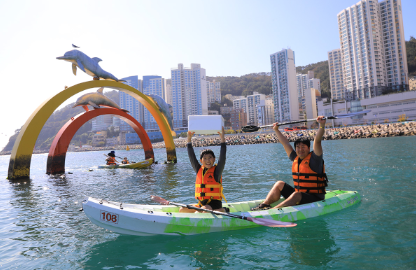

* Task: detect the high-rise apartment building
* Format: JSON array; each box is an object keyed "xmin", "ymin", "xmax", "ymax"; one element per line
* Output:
[
  {"xmin": 170, "ymin": 63, "xmax": 208, "ymax": 128},
  {"xmin": 207, "ymin": 80, "xmax": 221, "ymax": 107},
  {"xmin": 379, "ymin": 0, "xmax": 408, "ymax": 88},
  {"xmin": 119, "ymin": 75, "xmax": 143, "ymax": 132},
  {"xmin": 270, "ymin": 48, "xmax": 299, "ymax": 122},
  {"xmin": 337, "ymin": 0, "xmax": 408, "ymax": 100},
  {"xmin": 328, "ymin": 49, "xmax": 345, "ymax": 100},
  {"xmin": 142, "ymin": 75, "xmax": 166, "ymax": 130},
  {"xmin": 247, "ymin": 92, "xmax": 266, "ymax": 125}
]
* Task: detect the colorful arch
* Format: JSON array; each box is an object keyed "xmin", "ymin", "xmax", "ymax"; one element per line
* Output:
[
  {"xmin": 46, "ymin": 108, "xmax": 154, "ymax": 175},
  {"xmin": 8, "ymin": 80, "xmax": 176, "ymax": 180}
]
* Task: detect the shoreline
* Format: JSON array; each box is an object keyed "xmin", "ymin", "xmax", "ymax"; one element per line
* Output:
[{"xmin": 1, "ymin": 122, "xmax": 415, "ymax": 156}]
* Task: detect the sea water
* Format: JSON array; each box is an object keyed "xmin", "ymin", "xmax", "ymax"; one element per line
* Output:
[{"xmin": 0, "ymin": 136, "xmax": 415, "ymax": 269}]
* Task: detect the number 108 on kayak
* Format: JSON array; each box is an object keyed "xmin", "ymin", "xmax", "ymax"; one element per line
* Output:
[{"xmin": 100, "ymin": 210, "xmax": 119, "ymax": 224}]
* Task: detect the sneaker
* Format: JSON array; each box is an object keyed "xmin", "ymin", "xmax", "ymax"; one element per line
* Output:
[{"xmin": 251, "ymin": 203, "xmax": 271, "ymax": 211}]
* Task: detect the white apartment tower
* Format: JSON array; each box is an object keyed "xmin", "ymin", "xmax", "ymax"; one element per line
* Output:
[
  {"xmin": 207, "ymin": 80, "xmax": 221, "ymax": 106},
  {"xmin": 379, "ymin": 0, "xmax": 408, "ymax": 88},
  {"xmin": 270, "ymin": 49, "xmax": 299, "ymax": 122},
  {"xmin": 171, "ymin": 64, "xmax": 208, "ymax": 128},
  {"xmin": 328, "ymin": 49, "xmax": 345, "ymax": 100},
  {"xmin": 337, "ymin": 0, "xmax": 408, "ymax": 100}
]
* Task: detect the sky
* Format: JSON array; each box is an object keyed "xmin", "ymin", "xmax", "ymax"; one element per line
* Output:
[{"xmin": 1, "ymin": 0, "xmax": 415, "ymax": 150}]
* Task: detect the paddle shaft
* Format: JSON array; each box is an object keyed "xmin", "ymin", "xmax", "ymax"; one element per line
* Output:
[
  {"xmin": 168, "ymin": 201, "xmax": 252, "ymax": 221},
  {"xmin": 259, "ymin": 116, "xmax": 335, "ymax": 129}
]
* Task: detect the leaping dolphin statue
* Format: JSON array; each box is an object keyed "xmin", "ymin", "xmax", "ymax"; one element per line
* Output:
[
  {"xmin": 147, "ymin": 94, "xmax": 176, "ymax": 136},
  {"xmin": 57, "ymin": 49, "xmax": 125, "ymax": 82},
  {"xmin": 73, "ymin": 87, "xmax": 129, "ymax": 112}
]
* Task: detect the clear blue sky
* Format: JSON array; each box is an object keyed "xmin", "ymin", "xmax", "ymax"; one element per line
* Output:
[{"xmin": 1, "ymin": 0, "xmax": 415, "ymax": 150}]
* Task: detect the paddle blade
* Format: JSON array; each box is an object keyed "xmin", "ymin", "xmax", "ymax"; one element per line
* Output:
[
  {"xmin": 247, "ymin": 217, "xmax": 297, "ymax": 228},
  {"xmin": 151, "ymin": 195, "xmax": 169, "ymax": 205},
  {"xmin": 241, "ymin": 125, "xmax": 260, "ymax": 132}
]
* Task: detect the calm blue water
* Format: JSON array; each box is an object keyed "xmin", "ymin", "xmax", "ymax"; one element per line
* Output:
[{"xmin": 1, "ymin": 136, "xmax": 416, "ymax": 269}]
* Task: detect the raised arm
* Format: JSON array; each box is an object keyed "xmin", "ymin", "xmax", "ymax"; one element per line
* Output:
[
  {"xmin": 313, "ymin": 116, "xmax": 326, "ymax": 157},
  {"xmin": 187, "ymin": 131, "xmax": 200, "ymax": 173},
  {"xmin": 273, "ymin": 123, "xmax": 294, "ymax": 158}
]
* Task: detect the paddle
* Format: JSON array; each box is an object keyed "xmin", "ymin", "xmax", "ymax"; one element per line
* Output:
[
  {"xmin": 242, "ymin": 110, "xmax": 372, "ymax": 132},
  {"xmin": 151, "ymin": 195, "xmax": 296, "ymax": 228}
]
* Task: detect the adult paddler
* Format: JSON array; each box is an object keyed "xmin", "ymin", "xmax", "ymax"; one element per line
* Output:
[
  {"xmin": 180, "ymin": 127, "xmax": 227, "ymax": 213},
  {"xmin": 105, "ymin": 151, "xmax": 118, "ymax": 165},
  {"xmin": 252, "ymin": 116, "xmax": 328, "ymax": 210}
]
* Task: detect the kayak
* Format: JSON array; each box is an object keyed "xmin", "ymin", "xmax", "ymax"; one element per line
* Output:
[
  {"xmin": 98, "ymin": 158, "xmax": 153, "ymax": 169},
  {"xmin": 82, "ymin": 190, "xmax": 360, "ymax": 236}
]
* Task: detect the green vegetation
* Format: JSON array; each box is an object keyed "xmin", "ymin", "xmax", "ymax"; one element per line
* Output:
[
  {"xmin": 207, "ymin": 74, "xmax": 272, "ymax": 97},
  {"xmin": 407, "ymin": 36, "xmax": 416, "ymax": 77}
]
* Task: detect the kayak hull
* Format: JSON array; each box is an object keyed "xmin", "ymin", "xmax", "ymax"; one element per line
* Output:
[
  {"xmin": 98, "ymin": 158, "xmax": 153, "ymax": 169},
  {"xmin": 82, "ymin": 190, "xmax": 360, "ymax": 236}
]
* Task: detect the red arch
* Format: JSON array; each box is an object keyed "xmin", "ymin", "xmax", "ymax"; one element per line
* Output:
[{"xmin": 46, "ymin": 108, "xmax": 154, "ymax": 174}]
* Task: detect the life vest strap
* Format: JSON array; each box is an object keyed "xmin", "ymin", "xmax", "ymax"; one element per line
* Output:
[
  {"xmin": 195, "ymin": 192, "xmax": 221, "ymax": 197},
  {"xmin": 293, "ymin": 172, "xmax": 327, "ymax": 178},
  {"xmin": 195, "ymin": 184, "xmax": 221, "ymax": 188}
]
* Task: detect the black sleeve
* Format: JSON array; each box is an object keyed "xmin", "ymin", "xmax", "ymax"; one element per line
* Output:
[
  {"xmin": 214, "ymin": 143, "xmax": 226, "ymax": 183},
  {"xmin": 187, "ymin": 143, "xmax": 201, "ymax": 174},
  {"xmin": 310, "ymin": 151, "xmax": 324, "ymax": 174},
  {"xmin": 289, "ymin": 150, "xmax": 297, "ymax": 161}
]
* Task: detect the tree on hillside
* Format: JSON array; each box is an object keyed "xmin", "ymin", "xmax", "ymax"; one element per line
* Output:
[{"xmin": 407, "ymin": 36, "xmax": 416, "ymax": 77}]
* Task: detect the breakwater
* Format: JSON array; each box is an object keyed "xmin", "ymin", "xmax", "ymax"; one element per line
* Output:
[
  {"xmin": 1, "ymin": 122, "xmax": 415, "ymax": 155},
  {"xmin": 153, "ymin": 121, "xmax": 416, "ymax": 148}
]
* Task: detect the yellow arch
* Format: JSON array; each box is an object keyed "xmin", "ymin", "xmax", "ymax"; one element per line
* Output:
[{"xmin": 8, "ymin": 80, "xmax": 176, "ymax": 180}]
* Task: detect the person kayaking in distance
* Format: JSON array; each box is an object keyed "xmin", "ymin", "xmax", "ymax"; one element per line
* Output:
[
  {"xmin": 179, "ymin": 127, "xmax": 228, "ymax": 213},
  {"xmin": 105, "ymin": 151, "xmax": 118, "ymax": 165},
  {"xmin": 252, "ymin": 116, "xmax": 328, "ymax": 210},
  {"xmin": 121, "ymin": 157, "xmax": 130, "ymax": 164}
]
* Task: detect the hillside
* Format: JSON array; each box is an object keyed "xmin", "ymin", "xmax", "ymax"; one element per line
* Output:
[{"xmin": 206, "ymin": 74, "xmax": 272, "ymax": 97}]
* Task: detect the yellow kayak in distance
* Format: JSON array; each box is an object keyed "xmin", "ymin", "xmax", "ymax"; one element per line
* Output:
[{"xmin": 98, "ymin": 158, "xmax": 153, "ymax": 169}]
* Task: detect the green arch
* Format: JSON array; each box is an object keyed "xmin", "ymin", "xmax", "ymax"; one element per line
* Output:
[{"xmin": 8, "ymin": 80, "xmax": 176, "ymax": 180}]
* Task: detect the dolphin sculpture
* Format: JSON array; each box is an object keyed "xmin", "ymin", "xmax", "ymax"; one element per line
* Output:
[
  {"xmin": 73, "ymin": 87, "xmax": 129, "ymax": 112},
  {"xmin": 147, "ymin": 94, "xmax": 175, "ymax": 136},
  {"xmin": 56, "ymin": 49, "xmax": 124, "ymax": 82}
]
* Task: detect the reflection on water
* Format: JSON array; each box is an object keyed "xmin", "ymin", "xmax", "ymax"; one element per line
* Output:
[{"xmin": 1, "ymin": 136, "xmax": 416, "ymax": 269}]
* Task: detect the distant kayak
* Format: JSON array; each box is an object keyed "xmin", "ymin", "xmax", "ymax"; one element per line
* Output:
[
  {"xmin": 82, "ymin": 190, "xmax": 360, "ymax": 236},
  {"xmin": 98, "ymin": 158, "xmax": 153, "ymax": 169}
]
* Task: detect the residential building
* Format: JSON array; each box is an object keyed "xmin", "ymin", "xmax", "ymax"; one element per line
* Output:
[
  {"xmin": 270, "ymin": 48, "xmax": 299, "ymax": 122},
  {"xmin": 247, "ymin": 92, "xmax": 266, "ymax": 125},
  {"xmin": 119, "ymin": 75, "xmax": 143, "ymax": 131},
  {"xmin": 170, "ymin": 63, "xmax": 208, "ymax": 128},
  {"xmin": 91, "ymin": 114, "xmax": 113, "ymax": 131},
  {"xmin": 233, "ymin": 98, "xmax": 248, "ymax": 115},
  {"xmin": 410, "ymin": 77, "xmax": 416, "ymax": 91},
  {"xmin": 207, "ymin": 80, "xmax": 221, "ymax": 107},
  {"xmin": 142, "ymin": 75, "xmax": 166, "ymax": 130},
  {"xmin": 328, "ymin": 49, "xmax": 345, "ymax": 100},
  {"xmin": 92, "ymin": 133, "xmax": 106, "ymax": 147},
  {"xmin": 230, "ymin": 108, "xmax": 247, "ymax": 131},
  {"xmin": 256, "ymin": 96, "xmax": 274, "ymax": 127},
  {"xmin": 337, "ymin": 0, "xmax": 408, "ymax": 101}
]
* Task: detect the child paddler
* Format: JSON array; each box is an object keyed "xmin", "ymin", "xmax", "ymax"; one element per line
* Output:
[{"xmin": 179, "ymin": 127, "xmax": 227, "ymax": 213}]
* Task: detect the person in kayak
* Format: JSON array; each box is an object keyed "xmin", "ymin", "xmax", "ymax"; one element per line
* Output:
[
  {"xmin": 180, "ymin": 127, "xmax": 227, "ymax": 213},
  {"xmin": 121, "ymin": 157, "xmax": 130, "ymax": 164},
  {"xmin": 252, "ymin": 116, "xmax": 328, "ymax": 210},
  {"xmin": 105, "ymin": 151, "xmax": 118, "ymax": 165}
]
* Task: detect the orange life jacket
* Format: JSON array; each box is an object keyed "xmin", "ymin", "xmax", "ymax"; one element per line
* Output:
[
  {"xmin": 292, "ymin": 152, "xmax": 328, "ymax": 194},
  {"xmin": 107, "ymin": 157, "xmax": 117, "ymax": 165},
  {"xmin": 195, "ymin": 165, "xmax": 226, "ymax": 202}
]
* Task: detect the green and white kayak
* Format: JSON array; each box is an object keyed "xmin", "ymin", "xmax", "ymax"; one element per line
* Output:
[{"xmin": 82, "ymin": 190, "xmax": 360, "ymax": 236}]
